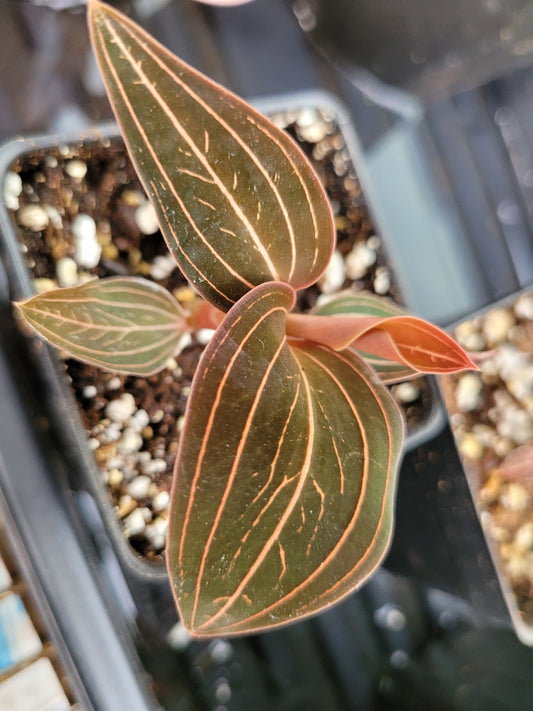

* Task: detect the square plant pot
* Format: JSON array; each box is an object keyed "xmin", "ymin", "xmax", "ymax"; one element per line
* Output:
[
  {"xmin": 0, "ymin": 91, "xmax": 445, "ymax": 598},
  {"xmin": 440, "ymin": 287, "xmax": 533, "ymax": 645}
]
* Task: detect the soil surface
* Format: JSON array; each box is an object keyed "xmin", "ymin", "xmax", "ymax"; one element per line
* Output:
[
  {"xmin": 7, "ymin": 107, "xmax": 433, "ymax": 561},
  {"xmin": 441, "ymin": 292, "xmax": 533, "ymax": 625}
]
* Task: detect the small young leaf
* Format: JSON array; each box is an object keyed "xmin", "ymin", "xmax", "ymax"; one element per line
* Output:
[
  {"xmin": 168, "ymin": 282, "xmax": 404, "ymax": 637},
  {"xmin": 88, "ymin": 0, "xmax": 335, "ymax": 311},
  {"xmin": 17, "ymin": 277, "xmax": 188, "ymax": 375},
  {"xmin": 286, "ymin": 292, "xmax": 477, "ymax": 379}
]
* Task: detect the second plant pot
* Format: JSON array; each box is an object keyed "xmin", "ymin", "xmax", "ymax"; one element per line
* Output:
[{"xmin": 440, "ymin": 288, "xmax": 533, "ymax": 646}]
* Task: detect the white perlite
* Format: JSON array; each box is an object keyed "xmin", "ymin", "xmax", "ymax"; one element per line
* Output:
[
  {"xmin": 105, "ymin": 393, "xmax": 137, "ymax": 424},
  {"xmin": 392, "ymin": 382, "xmax": 420, "ymax": 404},
  {"xmin": 117, "ymin": 427, "xmax": 143, "ymax": 454},
  {"xmin": 72, "ymin": 213, "xmax": 101, "ymax": 267},
  {"xmin": 3, "ymin": 171, "xmax": 22, "ymax": 210},
  {"xmin": 483, "ymin": 307, "xmax": 515, "ymax": 345},
  {"xmin": 142, "ymin": 458, "xmax": 167, "ymax": 477},
  {"xmin": 149, "ymin": 253, "xmax": 176, "ymax": 280},
  {"xmin": 123, "ymin": 508, "xmax": 147, "ymax": 537},
  {"xmin": 56, "ymin": 256, "xmax": 78, "ymax": 287},
  {"xmin": 65, "ymin": 159, "xmax": 88, "ymax": 180},
  {"xmin": 129, "ymin": 409, "xmax": 150, "ymax": 432},
  {"xmin": 126, "ymin": 475, "xmax": 152, "ymax": 500},
  {"xmin": 345, "ymin": 242, "xmax": 377, "ymax": 280},
  {"xmin": 455, "ymin": 373, "xmax": 483, "ymax": 412},
  {"xmin": 152, "ymin": 489, "xmax": 170, "ymax": 512},
  {"xmin": 17, "ymin": 205, "xmax": 49, "ymax": 231},
  {"xmin": 106, "ymin": 376, "xmax": 121, "ymax": 391},
  {"xmin": 135, "ymin": 200, "xmax": 159, "ymax": 234},
  {"xmin": 318, "ymin": 250, "xmax": 345, "ymax": 294},
  {"xmin": 196, "ymin": 328, "xmax": 215, "ymax": 346},
  {"xmin": 373, "ymin": 267, "xmax": 391, "ymax": 295}
]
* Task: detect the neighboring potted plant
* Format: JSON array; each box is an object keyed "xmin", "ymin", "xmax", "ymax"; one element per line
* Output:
[
  {"xmin": 440, "ymin": 289, "xmax": 533, "ymax": 645},
  {"xmin": 2, "ymin": 0, "xmax": 475, "ymax": 638}
]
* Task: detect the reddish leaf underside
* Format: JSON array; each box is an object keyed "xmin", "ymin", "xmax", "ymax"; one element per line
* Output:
[
  {"xmin": 88, "ymin": 0, "xmax": 335, "ymax": 312},
  {"xmin": 168, "ymin": 282, "xmax": 404, "ymax": 637},
  {"xmin": 288, "ymin": 292, "xmax": 477, "ymax": 382},
  {"xmin": 17, "ymin": 277, "xmax": 187, "ymax": 375}
]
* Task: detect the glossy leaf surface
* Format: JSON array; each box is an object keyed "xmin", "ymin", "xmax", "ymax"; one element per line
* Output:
[
  {"xmin": 287, "ymin": 292, "xmax": 477, "ymax": 381},
  {"xmin": 168, "ymin": 282, "xmax": 404, "ymax": 636},
  {"xmin": 18, "ymin": 277, "xmax": 187, "ymax": 375},
  {"xmin": 88, "ymin": 0, "xmax": 335, "ymax": 311}
]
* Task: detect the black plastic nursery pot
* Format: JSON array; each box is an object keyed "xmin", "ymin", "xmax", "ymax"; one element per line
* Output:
[
  {"xmin": 439, "ymin": 288, "xmax": 533, "ymax": 646},
  {"xmin": 0, "ymin": 93, "xmax": 446, "ymax": 591}
]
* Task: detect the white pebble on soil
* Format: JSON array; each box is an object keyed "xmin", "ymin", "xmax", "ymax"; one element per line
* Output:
[
  {"xmin": 515, "ymin": 522, "xmax": 533, "ymax": 550},
  {"xmin": 167, "ymin": 621, "xmax": 191, "ymax": 651},
  {"xmin": 392, "ymin": 382, "xmax": 420, "ymax": 404},
  {"xmin": 135, "ymin": 200, "xmax": 159, "ymax": 234},
  {"xmin": 196, "ymin": 328, "xmax": 215, "ymax": 346},
  {"xmin": 142, "ymin": 458, "xmax": 167, "ymax": 477},
  {"xmin": 106, "ymin": 376, "xmax": 121, "ymax": 391},
  {"xmin": 3, "ymin": 171, "xmax": 22, "ymax": 210},
  {"xmin": 373, "ymin": 267, "xmax": 391, "ymax": 295},
  {"xmin": 152, "ymin": 490, "xmax": 170, "ymax": 512},
  {"xmin": 318, "ymin": 250, "xmax": 345, "ymax": 294},
  {"xmin": 501, "ymin": 482, "xmax": 530, "ymax": 512},
  {"xmin": 515, "ymin": 293, "xmax": 533, "ymax": 320},
  {"xmin": 117, "ymin": 427, "xmax": 143, "ymax": 454},
  {"xmin": 492, "ymin": 343, "xmax": 527, "ymax": 381},
  {"xmin": 65, "ymin": 159, "xmax": 87, "ymax": 180},
  {"xmin": 149, "ymin": 253, "xmax": 176, "ymax": 280},
  {"xmin": 56, "ymin": 256, "xmax": 79, "ymax": 287},
  {"xmin": 72, "ymin": 213, "xmax": 101, "ymax": 268},
  {"xmin": 345, "ymin": 242, "xmax": 377, "ymax": 280},
  {"xmin": 126, "ymin": 475, "xmax": 152, "ymax": 500},
  {"xmin": 483, "ymin": 308, "xmax": 515, "ymax": 345},
  {"xmin": 105, "ymin": 393, "xmax": 136, "ymax": 424},
  {"xmin": 123, "ymin": 508, "xmax": 146, "ymax": 537},
  {"xmin": 82, "ymin": 385, "xmax": 97, "ymax": 398},
  {"xmin": 129, "ymin": 409, "xmax": 150, "ymax": 432},
  {"xmin": 495, "ymin": 406, "xmax": 532, "ymax": 445},
  {"xmin": 455, "ymin": 373, "xmax": 483, "ymax": 412},
  {"xmin": 33, "ymin": 278, "xmax": 56, "ymax": 294},
  {"xmin": 17, "ymin": 204, "xmax": 49, "ymax": 231}
]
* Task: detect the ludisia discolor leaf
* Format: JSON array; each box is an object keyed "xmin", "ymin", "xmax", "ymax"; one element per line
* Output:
[
  {"xmin": 167, "ymin": 282, "xmax": 404, "ymax": 636},
  {"xmin": 286, "ymin": 292, "xmax": 477, "ymax": 383},
  {"xmin": 17, "ymin": 277, "xmax": 187, "ymax": 375},
  {"xmin": 88, "ymin": 0, "xmax": 335, "ymax": 311}
]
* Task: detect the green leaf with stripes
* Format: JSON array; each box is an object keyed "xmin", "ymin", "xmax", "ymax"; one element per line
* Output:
[
  {"xmin": 167, "ymin": 281, "xmax": 404, "ymax": 636},
  {"xmin": 88, "ymin": 0, "xmax": 335, "ymax": 311},
  {"xmin": 17, "ymin": 277, "xmax": 188, "ymax": 376}
]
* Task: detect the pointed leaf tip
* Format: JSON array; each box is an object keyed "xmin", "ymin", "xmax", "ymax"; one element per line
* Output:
[
  {"xmin": 168, "ymin": 282, "xmax": 404, "ymax": 636},
  {"xmin": 88, "ymin": 1, "xmax": 335, "ymax": 310},
  {"xmin": 302, "ymin": 292, "xmax": 477, "ymax": 379}
]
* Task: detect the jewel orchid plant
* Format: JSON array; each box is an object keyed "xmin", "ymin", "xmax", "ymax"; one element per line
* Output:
[{"xmin": 16, "ymin": 0, "xmax": 476, "ymax": 637}]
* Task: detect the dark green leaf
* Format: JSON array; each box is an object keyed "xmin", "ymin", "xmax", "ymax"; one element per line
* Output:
[
  {"xmin": 88, "ymin": 0, "xmax": 335, "ymax": 311},
  {"xmin": 167, "ymin": 281, "xmax": 404, "ymax": 636}
]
